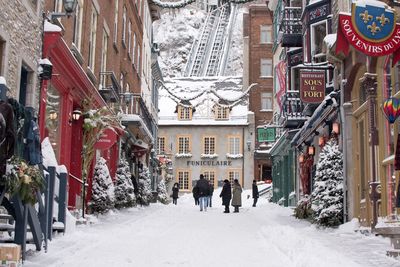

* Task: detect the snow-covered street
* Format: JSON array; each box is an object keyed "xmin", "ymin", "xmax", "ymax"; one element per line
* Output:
[{"xmin": 25, "ymin": 191, "xmax": 399, "ymax": 267}]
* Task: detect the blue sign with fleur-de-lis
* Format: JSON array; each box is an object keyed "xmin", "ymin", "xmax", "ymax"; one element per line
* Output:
[{"xmin": 352, "ymin": 1, "xmax": 395, "ymax": 43}]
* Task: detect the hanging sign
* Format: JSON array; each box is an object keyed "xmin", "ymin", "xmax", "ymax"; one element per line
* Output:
[
  {"xmin": 336, "ymin": 1, "xmax": 400, "ymax": 66},
  {"xmin": 257, "ymin": 127, "xmax": 276, "ymax": 142},
  {"xmin": 299, "ymin": 70, "xmax": 325, "ymax": 103},
  {"xmin": 94, "ymin": 128, "xmax": 118, "ymax": 150}
]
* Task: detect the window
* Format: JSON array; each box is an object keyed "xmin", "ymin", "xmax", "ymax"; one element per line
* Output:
[
  {"xmin": 228, "ymin": 170, "xmax": 241, "ymax": 187},
  {"xmin": 19, "ymin": 64, "xmax": 33, "ymax": 106},
  {"xmin": 113, "ymin": 0, "xmax": 119, "ymax": 44},
  {"xmin": 137, "ymin": 46, "xmax": 141, "ymax": 73},
  {"xmin": 128, "ymin": 20, "xmax": 132, "ymax": 56},
  {"xmin": 158, "ymin": 137, "xmax": 166, "ymax": 154},
  {"xmin": 119, "ymin": 72, "xmax": 124, "ymax": 91},
  {"xmin": 203, "ymin": 136, "xmax": 216, "ymax": 154},
  {"xmin": 73, "ymin": 1, "xmax": 83, "ymax": 51},
  {"xmin": 178, "ymin": 136, "xmax": 190, "ymax": 154},
  {"xmin": 261, "ymin": 92, "xmax": 273, "ymax": 110},
  {"xmin": 138, "ymin": 0, "xmax": 142, "ymax": 17},
  {"xmin": 132, "ymin": 33, "xmax": 137, "ymax": 65},
  {"xmin": 260, "ymin": 59, "xmax": 272, "ymax": 77},
  {"xmin": 177, "ymin": 170, "xmax": 190, "ymax": 190},
  {"xmin": 215, "ymin": 106, "xmax": 229, "ymax": 120},
  {"xmin": 229, "ymin": 137, "xmax": 240, "ymax": 154},
  {"xmin": 178, "ymin": 106, "xmax": 192, "ymax": 120},
  {"xmin": 122, "ymin": 6, "xmax": 127, "ymax": 44},
  {"xmin": 260, "ymin": 25, "xmax": 272, "ymax": 44},
  {"xmin": 0, "ymin": 38, "xmax": 5, "ymax": 75},
  {"xmin": 101, "ymin": 29, "xmax": 109, "ymax": 74},
  {"xmin": 311, "ymin": 21, "xmax": 327, "ymax": 62},
  {"xmin": 88, "ymin": 6, "xmax": 98, "ymax": 71},
  {"xmin": 203, "ymin": 171, "xmax": 216, "ymax": 188}
]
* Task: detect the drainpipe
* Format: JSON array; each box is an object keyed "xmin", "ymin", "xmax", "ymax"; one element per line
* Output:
[{"xmin": 327, "ymin": 52, "xmax": 347, "ymax": 222}]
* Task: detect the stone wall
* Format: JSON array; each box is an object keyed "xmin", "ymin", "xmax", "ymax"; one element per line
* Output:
[{"xmin": 0, "ymin": 0, "xmax": 43, "ymax": 108}]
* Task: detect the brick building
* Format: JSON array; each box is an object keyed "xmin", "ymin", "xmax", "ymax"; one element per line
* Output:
[
  {"xmin": 243, "ymin": 4, "xmax": 274, "ymax": 181},
  {"xmin": 41, "ymin": 0, "xmax": 160, "ymax": 208}
]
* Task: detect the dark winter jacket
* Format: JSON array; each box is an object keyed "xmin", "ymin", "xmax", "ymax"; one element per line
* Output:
[
  {"xmin": 252, "ymin": 183, "xmax": 259, "ymax": 199},
  {"xmin": 231, "ymin": 183, "xmax": 242, "ymax": 207},
  {"xmin": 196, "ymin": 179, "xmax": 210, "ymax": 197},
  {"xmin": 0, "ymin": 101, "xmax": 15, "ymax": 175},
  {"xmin": 220, "ymin": 182, "xmax": 231, "ymax": 206},
  {"xmin": 192, "ymin": 186, "xmax": 200, "ymax": 199},
  {"xmin": 172, "ymin": 186, "xmax": 179, "ymax": 199},
  {"xmin": 209, "ymin": 184, "xmax": 214, "ymax": 196}
]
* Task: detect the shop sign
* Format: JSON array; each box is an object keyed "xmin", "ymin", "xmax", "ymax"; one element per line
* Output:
[
  {"xmin": 337, "ymin": 1, "xmax": 400, "ymax": 65},
  {"xmin": 299, "ymin": 70, "xmax": 325, "ymax": 103},
  {"xmin": 257, "ymin": 127, "xmax": 275, "ymax": 142},
  {"xmin": 186, "ymin": 160, "xmax": 232, "ymax": 167},
  {"xmin": 94, "ymin": 128, "xmax": 118, "ymax": 150}
]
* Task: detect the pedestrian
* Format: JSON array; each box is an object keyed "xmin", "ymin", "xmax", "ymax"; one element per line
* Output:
[
  {"xmin": 172, "ymin": 182, "xmax": 179, "ymax": 205},
  {"xmin": 252, "ymin": 179, "xmax": 259, "ymax": 207},
  {"xmin": 208, "ymin": 183, "xmax": 214, "ymax": 207},
  {"xmin": 196, "ymin": 174, "xmax": 210, "ymax": 211},
  {"xmin": 192, "ymin": 184, "xmax": 200, "ymax": 205},
  {"xmin": 220, "ymin": 179, "xmax": 231, "ymax": 213},
  {"xmin": 232, "ymin": 179, "xmax": 242, "ymax": 213}
]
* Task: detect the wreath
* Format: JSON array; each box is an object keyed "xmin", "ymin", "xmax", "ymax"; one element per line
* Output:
[{"xmin": 1, "ymin": 157, "xmax": 45, "ymax": 204}]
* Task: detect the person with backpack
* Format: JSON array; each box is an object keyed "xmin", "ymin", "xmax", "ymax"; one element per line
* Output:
[
  {"xmin": 192, "ymin": 184, "xmax": 200, "ymax": 205},
  {"xmin": 196, "ymin": 174, "xmax": 210, "ymax": 211},
  {"xmin": 220, "ymin": 179, "xmax": 232, "ymax": 213}
]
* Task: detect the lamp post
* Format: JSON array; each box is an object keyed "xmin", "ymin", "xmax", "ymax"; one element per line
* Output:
[{"xmin": 48, "ymin": 0, "xmax": 78, "ymax": 22}]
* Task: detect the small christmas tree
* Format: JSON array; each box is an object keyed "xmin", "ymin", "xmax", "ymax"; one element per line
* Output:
[
  {"xmin": 88, "ymin": 157, "xmax": 115, "ymax": 214},
  {"xmin": 157, "ymin": 179, "xmax": 169, "ymax": 204},
  {"xmin": 114, "ymin": 159, "xmax": 136, "ymax": 209},
  {"xmin": 311, "ymin": 138, "xmax": 344, "ymax": 227},
  {"xmin": 137, "ymin": 167, "xmax": 153, "ymax": 206}
]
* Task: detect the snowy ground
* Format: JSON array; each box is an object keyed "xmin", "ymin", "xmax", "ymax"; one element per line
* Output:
[{"xmin": 25, "ymin": 189, "xmax": 399, "ymax": 267}]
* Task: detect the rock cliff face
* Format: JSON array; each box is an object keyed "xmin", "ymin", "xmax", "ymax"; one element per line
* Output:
[{"xmin": 153, "ymin": 6, "xmax": 244, "ymax": 78}]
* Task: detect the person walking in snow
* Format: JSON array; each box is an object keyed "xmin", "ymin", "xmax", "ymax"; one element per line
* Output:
[
  {"xmin": 192, "ymin": 184, "xmax": 200, "ymax": 205},
  {"xmin": 232, "ymin": 179, "xmax": 242, "ymax": 213},
  {"xmin": 252, "ymin": 180, "xmax": 259, "ymax": 207},
  {"xmin": 208, "ymin": 183, "xmax": 214, "ymax": 207},
  {"xmin": 196, "ymin": 174, "xmax": 210, "ymax": 211},
  {"xmin": 172, "ymin": 182, "xmax": 179, "ymax": 205},
  {"xmin": 220, "ymin": 179, "xmax": 232, "ymax": 213}
]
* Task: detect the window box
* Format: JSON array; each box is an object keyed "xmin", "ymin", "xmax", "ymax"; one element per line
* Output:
[
  {"xmin": 175, "ymin": 153, "xmax": 192, "ymax": 158},
  {"xmin": 226, "ymin": 153, "xmax": 243, "ymax": 159},
  {"xmin": 200, "ymin": 153, "xmax": 218, "ymax": 159}
]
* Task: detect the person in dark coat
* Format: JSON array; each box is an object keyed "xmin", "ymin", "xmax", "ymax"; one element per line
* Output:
[
  {"xmin": 196, "ymin": 174, "xmax": 210, "ymax": 211},
  {"xmin": 219, "ymin": 179, "xmax": 232, "ymax": 213},
  {"xmin": 192, "ymin": 185, "xmax": 200, "ymax": 205},
  {"xmin": 231, "ymin": 179, "xmax": 242, "ymax": 213},
  {"xmin": 172, "ymin": 182, "xmax": 179, "ymax": 205},
  {"xmin": 208, "ymin": 183, "xmax": 214, "ymax": 207},
  {"xmin": 252, "ymin": 180, "xmax": 259, "ymax": 207}
]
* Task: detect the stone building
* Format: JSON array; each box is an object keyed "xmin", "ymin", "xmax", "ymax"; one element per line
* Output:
[
  {"xmin": 158, "ymin": 76, "xmax": 254, "ymax": 191},
  {"xmin": 243, "ymin": 3, "xmax": 274, "ymax": 181},
  {"xmin": 0, "ymin": 0, "xmax": 44, "ymax": 108}
]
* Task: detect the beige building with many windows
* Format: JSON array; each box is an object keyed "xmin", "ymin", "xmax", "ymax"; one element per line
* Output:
[{"xmin": 158, "ymin": 76, "xmax": 255, "ymax": 192}]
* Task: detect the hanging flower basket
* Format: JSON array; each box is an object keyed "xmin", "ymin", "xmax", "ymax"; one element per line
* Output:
[{"xmin": 1, "ymin": 157, "xmax": 45, "ymax": 205}]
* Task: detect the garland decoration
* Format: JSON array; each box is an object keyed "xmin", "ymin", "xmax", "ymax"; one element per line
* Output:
[
  {"xmin": 150, "ymin": 0, "xmax": 257, "ymax": 9},
  {"xmin": 2, "ymin": 157, "xmax": 45, "ymax": 204}
]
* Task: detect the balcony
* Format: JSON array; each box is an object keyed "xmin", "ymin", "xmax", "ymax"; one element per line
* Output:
[
  {"xmin": 281, "ymin": 91, "xmax": 307, "ymax": 128},
  {"xmin": 98, "ymin": 71, "xmax": 121, "ymax": 103},
  {"xmin": 279, "ymin": 7, "xmax": 302, "ymax": 47}
]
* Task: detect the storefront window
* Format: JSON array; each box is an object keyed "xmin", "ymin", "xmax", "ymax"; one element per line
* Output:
[{"xmin": 45, "ymin": 85, "xmax": 61, "ymax": 160}]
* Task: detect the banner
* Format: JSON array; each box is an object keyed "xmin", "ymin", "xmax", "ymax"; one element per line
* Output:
[
  {"xmin": 336, "ymin": 1, "xmax": 400, "ymax": 66},
  {"xmin": 275, "ymin": 61, "xmax": 286, "ymax": 109}
]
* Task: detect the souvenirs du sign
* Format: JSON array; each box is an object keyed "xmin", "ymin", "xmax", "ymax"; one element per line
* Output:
[{"xmin": 336, "ymin": 0, "xmax": 400, "ymax": 65}]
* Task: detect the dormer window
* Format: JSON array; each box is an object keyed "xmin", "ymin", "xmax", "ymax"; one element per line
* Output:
[
  {"xmin": 215, "ymin": 105, "xmax": 229, "ymax": 120},
  {"xmin": 178, "ymin": 105, "xmax": 192, "ymax": 120}
]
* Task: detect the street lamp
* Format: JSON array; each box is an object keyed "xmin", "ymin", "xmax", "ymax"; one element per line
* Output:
[{"xmin": 48, "ymin": 0, "xmax": 78, "ymax": 22}]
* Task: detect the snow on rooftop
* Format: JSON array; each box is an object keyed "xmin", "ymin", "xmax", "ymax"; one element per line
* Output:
[
  {"xmin": 324, "ymin": 34, "xmax": 337, "ymax": 49},
  {"xmin": 39, "ymin": 58, "xmax": 53, "ymax": 66},
  {"xmin": 0, "ymin": 76, "xmax": 6, "ymax": 86},
  {"xmin": 158, "ymin": 76, "xmax": 249, "ymax": 125}
]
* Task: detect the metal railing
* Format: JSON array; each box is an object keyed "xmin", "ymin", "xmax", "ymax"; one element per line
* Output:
[
  {"xmin": 282, "ymin": 91, "xmax": 306, "ymax": 119},
  {"xmin": 99, "ymin": 71, "xmax": 121, "ymax": 103},
  {"xmin": 279, "ymin": 7, "xmax": 302, "ymax": 35}
]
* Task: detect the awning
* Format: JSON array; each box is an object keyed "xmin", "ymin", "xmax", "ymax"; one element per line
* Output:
[
  {"xmin": 120, "ymin": 114, "xmax": 154, "ymax": 143},
  {"xmin": 291, "ymin": 92, "xmax": 339, "ymax": 147}
]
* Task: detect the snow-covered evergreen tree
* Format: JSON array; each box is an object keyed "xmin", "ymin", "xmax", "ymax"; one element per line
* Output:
[
  {"xmin": 311, "ymin": 138, "xmax": 344, "ymax": 227},
  {"xmin": 157, "ymin": 179, "xmax": 169, "ymax": 204},
  {"xmin": 88, "ymin": 157, "xmax": 115, "ymax": 214},
  {"xmin": 114, "ymin": 159, "xmax": 136, "ymax": 209},
  {"xmin": 137, "ymin": 167, "xmax": 153, "ymax": 206}
]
